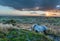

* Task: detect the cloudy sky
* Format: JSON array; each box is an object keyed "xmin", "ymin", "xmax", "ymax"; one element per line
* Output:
[{"xmin": 0, "ymin": 0, "xmax": 60, "ymax": 15}]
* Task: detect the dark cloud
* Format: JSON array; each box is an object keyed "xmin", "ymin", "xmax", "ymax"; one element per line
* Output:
[{"xmin": 0, "ymin": 0, "xmax": 60, "ymax": 10}]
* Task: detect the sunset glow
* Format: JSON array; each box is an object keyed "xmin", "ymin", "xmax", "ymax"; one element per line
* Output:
[{"xmin": 45, "ymin": 10, "xmax": 60, "ymax": 17}]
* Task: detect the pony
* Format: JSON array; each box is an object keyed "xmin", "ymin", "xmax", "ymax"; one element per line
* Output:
[{"xmin": 32, "ymin": 24, "xmax": 48, "ymax": 33}]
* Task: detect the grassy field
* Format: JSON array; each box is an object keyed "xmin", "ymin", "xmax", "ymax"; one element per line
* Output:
[
  {"xmin": 0, "ymin": 17, "xmax": 60, "ymax": 41},
  {"xmin": 0, "ymin": 29, "xmax": 53, "ymax": 41},
  {"xmin": 0, "ymin": 16, "xmax": 60, "ymax": 26},
  {"xmin": 1, "ymin": 16, "xmax": 60, "ymax": 32}
]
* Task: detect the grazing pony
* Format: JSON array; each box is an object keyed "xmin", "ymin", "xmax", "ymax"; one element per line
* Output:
[{"xmin": 32, "ymin": 24, "xmax": 48, "ymax": 33}]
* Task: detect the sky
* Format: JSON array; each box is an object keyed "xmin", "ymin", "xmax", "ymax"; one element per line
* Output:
[
  {"xmin": 0, "ymin": 5, "xmax": 45, "ymax": 16},
  {"xmin": 0, "ymin": 0, "xmax": 60, "ymax": 15}
]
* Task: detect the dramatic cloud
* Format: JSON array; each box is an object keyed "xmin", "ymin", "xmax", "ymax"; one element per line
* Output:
[
  {"xmin": 0, "ymin": 0, "xmax": 60, "ymax": 16},
  {"xmin": 0, "ymin": 0, "xmax": 60, "ymax": 10}
]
